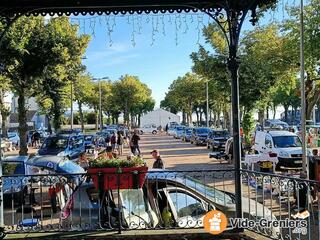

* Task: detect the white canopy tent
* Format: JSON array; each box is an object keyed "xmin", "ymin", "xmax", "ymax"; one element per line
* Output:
[{"xmin": 140, "ymin": 108, "xmax": 180, "ymax": 128}]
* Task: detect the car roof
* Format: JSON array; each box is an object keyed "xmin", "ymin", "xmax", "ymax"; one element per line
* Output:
[
  {"xmin": 3, "ymin": 156, "xmax": 29, "ymax": 163},
  {"xmin": 27, "ymin": 155, "xmax": 85, "ymax": 174},
  {"xmin": 267, "ymin": 130, "xmax": 297, "ymax": 137}
]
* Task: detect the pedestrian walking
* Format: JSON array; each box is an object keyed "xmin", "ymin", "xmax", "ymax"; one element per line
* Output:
[
  {"xmin": 131, "ymin": 131, "xmax": 141, "ymax": 156},
  {"xmin": 151, "ymin": 149, "xmax": 165, "ymax": 169},
  {"xmin": 117, "ymin": 131, "xmax": 124, "ymax": 156},
  {"xmin": 110, "ymin": 133, "xmax": 117, "ymax": 152},
  {"xmin": 105, "ymin": 134, "xmax": 110, "ymax": 147},
  {"xmin": 33, "ymin": 131, "xmax": 41, "ymax": 148}
]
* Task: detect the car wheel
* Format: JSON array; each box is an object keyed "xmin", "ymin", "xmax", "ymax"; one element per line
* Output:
[
  {"xmin": 140, "ymin": 130, "xmax": 144, "ymax": 135},
  {"xmin": 207, "ymin": 143, "xmax": 210, "ymax": 149},
  {"xmin": 152, "ymin": 130, "xmax": 157, "ymax": 135},
  {"xmin": 190, "ymin": 141, "xmax": 193, "ymax": 144}
]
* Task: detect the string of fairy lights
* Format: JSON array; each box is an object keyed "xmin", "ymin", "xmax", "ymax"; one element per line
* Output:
[
  {"xmin": 42, "ymin": 0, "xmax": 306, "ymax": 47},
  {"xmin": 67, "ymin": 13, "xmax": 209, "ymax": 47}
]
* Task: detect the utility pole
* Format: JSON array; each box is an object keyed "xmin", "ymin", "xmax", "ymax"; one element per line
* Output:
[
  {"xmin": 99, "ymin": 79, "xmax": 102, "ymax": 130},
  {"xmin": 206, "ymin": 80, "xmax": 209, "ymax": 128},
  {"xmin": 70, "ymin": 81, "xmax": 73, "ymax": 130},
  {"xmin": 300, "ymin": 0, "xmax": 308, "ymax": 178}
]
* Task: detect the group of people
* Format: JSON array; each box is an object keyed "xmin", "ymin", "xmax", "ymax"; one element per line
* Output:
[{"xmin": 101, "ymin": 130, "xmax": 165, "ymax": 169}]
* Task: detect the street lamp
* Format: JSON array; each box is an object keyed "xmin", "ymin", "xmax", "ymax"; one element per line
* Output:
[
  {"xmin": 206, "ymin": 80, "xmax": 209, "ymax": 128},
  {"xmin": 93, "ymin": 77, "xmax": 109, "ymax": 130}
]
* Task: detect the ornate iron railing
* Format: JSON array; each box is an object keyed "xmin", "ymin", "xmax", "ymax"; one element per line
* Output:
[{"xmin": 0, "ymin": 169, "xmax": 318, "ymax": 240}]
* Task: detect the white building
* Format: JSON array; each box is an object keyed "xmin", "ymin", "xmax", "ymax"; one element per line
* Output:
[{"xmin": 140, "ymin": 108, "xmax": 180, "ymax": 128}]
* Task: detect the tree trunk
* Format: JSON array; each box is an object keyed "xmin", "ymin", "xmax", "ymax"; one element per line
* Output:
[
  {"xmin": 182, "ymin": 111, "xmax": 186, "ymax": 124},
  {"xmin": 284, "ymin": 105, "xmax": 289, "ymax": 123},
  {"xmin": 273, "ymin": 104, "xmax": 276, "ymax": 120},
  {"xmin": 18, "ymin": 92, "xmax": 28, "ymax": 156},
  {"xmin": 258, "ymin": 109, "xmax": 264, "ymax": 126},
  {"xmin": 46, "ymin": 114, "xmax": 52, "ymax": 134},
  {"xmin": 266, "ymin": 105, "xmax": 269, "ymax": 120},
  {"xmin": 78, "ymin": 101, "xmax": 84, "ymax": 132},
  {"xmin": 95, "ymin": 110, "xmax": 98, "ymax": 130}
]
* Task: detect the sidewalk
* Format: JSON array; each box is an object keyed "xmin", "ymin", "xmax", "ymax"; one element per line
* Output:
[{"xmin": 3, "ymin": 229, "xmax": 258, "ymax": 240}]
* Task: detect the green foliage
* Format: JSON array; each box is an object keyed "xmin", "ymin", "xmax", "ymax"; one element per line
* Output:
[
  {"xmin": 242, "ymin": 112, "xmax": 255, "ymax": 146},
  {"xmin": 90, "ymin": 156, "xmax": 145, "ymax": 168}
]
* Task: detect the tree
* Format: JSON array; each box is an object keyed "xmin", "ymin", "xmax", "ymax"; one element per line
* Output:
[
  {"xmin": 38, "ymin": 17, "xmax": 90, "ymax": 132},
  {"xmin": 111, "ymin": 75, "xmax": 152, "ymax": 126},
  {"xmin": 0, "ymin": 75, "xmax": 10, "ymax": 136},
  {"xmin": 0, "ymin": 16, "xmax": 48, "ymax": 155},
  {"xmin": 74, "ymin": 73, "xmax": 94, "ymax": 131},
  {"xmin": 284, "ymin": 0, "xmax": 320, "ymax": 119},
  {"xmin": 161, "ymin": 73, "xmax": 205, "ymax": 125}
]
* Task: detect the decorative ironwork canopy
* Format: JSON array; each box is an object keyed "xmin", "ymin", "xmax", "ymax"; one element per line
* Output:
[
  {"xmin": 0, "ymin": 0, "xmax": 277, "ymax": 230},
  {"xmin": 0, "ymin": 0, "xmax": 273, "ymax": 17}
]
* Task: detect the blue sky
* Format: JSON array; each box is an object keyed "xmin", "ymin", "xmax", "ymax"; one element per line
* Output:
[
  {"xmin": 77, "ymin": 14, "xmax": 215, "ymax": 107},
  {"xmin": 76, "ymin": 4, "xmax": 296, "ymax": 108}
]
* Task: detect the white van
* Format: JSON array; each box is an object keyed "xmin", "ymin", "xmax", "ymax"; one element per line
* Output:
[{"xmin": 253, "ymin": 130, "xmax": 305, "ymax": 170}]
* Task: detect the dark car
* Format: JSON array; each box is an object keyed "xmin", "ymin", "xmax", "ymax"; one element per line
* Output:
[
  {"xmin": 190, "ymin": 127, "xmax": 211, "ymax": 145},
  {"xmin": 2, "ymin": 156, "xmax": 30, "ymax": 205},
  {"xmin": 207, "ymin": 130, "xmax": 230, "ymax": 150},
  {"xmin": 38, "ymin": 134, "xmax": 85, "ymax": 160}
]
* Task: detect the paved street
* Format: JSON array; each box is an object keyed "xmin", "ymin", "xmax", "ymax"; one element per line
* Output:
[{"xmin": 130, "ymin": 133, "xmax": 234, "ymax": 171}]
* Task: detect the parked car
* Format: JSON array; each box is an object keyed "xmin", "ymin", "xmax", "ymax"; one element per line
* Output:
[
  {"xmin": 253, "ymin": 130, "xmax": 308, "ymax": 171},
  {"xmin": 84, "ymin": 134, "xmax": 95, "ymax": 149},
  {"xmin": 190, "ymin": 127, "xmax": 211, "ymax": 145},
  {"xmin": 58, "ymin": 129, "xmax": 82, "ymax": 135},
  {"xmin": 138, "ymin": 124, "xmax": 158, "ymax": 135},
  {"xmin": 38, "ymin": 134, "xmax": 85, "ymax": 160},
  {"xmin": 182, "ymin": 128, "xmax": 193, "ymax": 142},
  {"xmin": 206, "ymin": 130, "xmax": 230, "ymax": 150},
  {"xmin": 60, "ymin": 170, "xmax": 279, "ymax": 236},
  {"xmin": 7, "ymin": 132, "xmax": 20, "ymax": 146},
  {"xmin": 173, "ymin": 126, "xmax": 186, "ymax": 139},
  {"xmin": 2, "ymin": 156, "xmax": 31, "ymax": 205},
  {"xmin": 167, "ymin": 127, "xmax": 177, "ymax": 136},
  {"xmin": 265, "ymin": 119, "xmax": 289, "ymax": 130}
]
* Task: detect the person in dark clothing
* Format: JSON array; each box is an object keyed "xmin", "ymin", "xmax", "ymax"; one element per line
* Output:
[
  {"xmin": 105, "ymin": 134, "xmax": 110, "ymax": 146},
  {"xmin": 117, "ymin": 131, "xmax": 124, "ymax": 156},
  {"xmin": 165, "ymin": 124, "xmax": 169, "ymax": 133},
  {"xmin": 151, "ymin": 149, "xmax": 165, "ymax": 169},
  {"xmin": 131, "ymin": 131, "xmax": 141, "ymax": 155},
  {"xmin": 110, "ymin": 133, "xmax": 117, "ymax": 152}
]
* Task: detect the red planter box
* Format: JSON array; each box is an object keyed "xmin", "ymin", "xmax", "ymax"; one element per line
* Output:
[{"xmin": 87, "ymin": 166, "xmax": 148, "ymax": 190}]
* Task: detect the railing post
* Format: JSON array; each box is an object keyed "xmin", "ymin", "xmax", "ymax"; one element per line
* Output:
[
  {"xmin": 0, "ymin": 125, "xmax": 4, "ymax": 239},
  {"xmin": 227, "ymin": 10, "xmax": 243, "ymax": 230}
]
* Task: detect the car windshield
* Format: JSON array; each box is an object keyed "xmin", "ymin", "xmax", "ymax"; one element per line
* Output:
[
  {"xmin": 185, "ymin": 176, "xmax": 233, "ymax": 205},
  {"xmin": 176, "ymin": 127, "xmax": 184, "ymax": 131},
  {"xmin": 41, "ymin": 137, "xmax": 68, "ymax": 150},
  {"xmin": 2, "ymin": 162, "xmax": 25, "ymax": 175},
  {"xmin": 8, "ymin": 133, "xmax": 17, "ymax": 138},
  {"xmin": 272, "ymin": 136, "xmax": 302, "ymax": 148},
  {"xmin": 213, "ymin": 131, "xmax": 229, "ymax": 138},
  {"xmin": 120, "ymin": 189, "xmax": 151, "ymax": 224},
  {"xmin": 196, "ymin": 128, "xmax": 210, "ymax": 134}
]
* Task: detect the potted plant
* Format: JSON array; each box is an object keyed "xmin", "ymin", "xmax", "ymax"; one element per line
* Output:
[{"xmin": 87, "ymin": 156, "xmax": 148, "ymax": 190}]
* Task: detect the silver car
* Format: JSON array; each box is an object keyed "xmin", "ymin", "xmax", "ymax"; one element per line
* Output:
[{"xmin": 60, "ymin": 171, "xmax": 279, "ymax": 236}]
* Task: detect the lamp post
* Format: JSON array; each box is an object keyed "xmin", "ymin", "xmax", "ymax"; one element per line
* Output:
[
  {"xmin": 206, "ymin": 80, "xmax": 209, "ymax": 128},
  {"xmin": 93, "ymin": 77, "xmax": 109, "ymax": 130},
  {"xmin": 70, "ymin": 81, "xmax": 73, "ymax": 130}
]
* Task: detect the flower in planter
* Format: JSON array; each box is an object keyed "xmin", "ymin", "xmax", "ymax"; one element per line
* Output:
[{"xmin": 89, "ymin": 155, "xmax": 146, "ymax": 169}]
